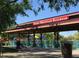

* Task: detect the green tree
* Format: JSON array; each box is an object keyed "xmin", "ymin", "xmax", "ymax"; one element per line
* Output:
[
  {"xmin": 73, "ymin": 32, "xmax": 79, "ymax": 40},
  {"xmin": 43, "ymin": 32, "xmax": 54, "ymax": 48},
  {"xmin": 31, "ymin": 0, "xmax": 79, "ymax": 11},
  {"xmin": 0, "ymin": 0, "xmax": 32, "ymax": 33}
]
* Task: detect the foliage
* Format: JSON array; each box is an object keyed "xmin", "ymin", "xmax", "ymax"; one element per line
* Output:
[
  {"xmin": 43, "ymin": 32, "xmax": 54, "ymax": 40},
  {"xmin": 60, "ymin": 32, "xmax": 79, "ymax": 41},
  {"xmin": 31, "ymin": 0, "xmax": 79, "ymax": 12},
  {"xmin": 73, "ymin": 32, "xmax": 79, "ymax": 40},
  {"xmin": 0, "ymin": 0, "xmax": 32, "ymax": 33}
]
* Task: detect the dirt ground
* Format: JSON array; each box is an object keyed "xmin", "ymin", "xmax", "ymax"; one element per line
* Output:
[{"xmin": 0, "ymin": 47, "xmax": 79, "ymax": 58}]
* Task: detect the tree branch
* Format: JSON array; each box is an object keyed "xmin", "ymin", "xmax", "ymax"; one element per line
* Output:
[{"xmin": 9, "ymin": 0, "xmax": 18, "ymax": 3}]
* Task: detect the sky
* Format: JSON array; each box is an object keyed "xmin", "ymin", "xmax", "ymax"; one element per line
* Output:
[{"xmin": 16, "ymin": 1, "xmax": 79, "ymax": 36}]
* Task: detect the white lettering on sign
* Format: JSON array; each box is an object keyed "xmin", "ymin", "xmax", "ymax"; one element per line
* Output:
[
  {"xmin": 33, "ymin": 15, "xmax": 68, "ymax": 25},
  {"xmin": 53, "ymin": 16, "xmax": 68, "ymax": 22},
  {"xmin": 39, "ymin": 18, "xmax": 53, "ymax": 24}
]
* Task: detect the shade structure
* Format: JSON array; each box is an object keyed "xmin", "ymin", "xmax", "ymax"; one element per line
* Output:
[{"xmin": 3, "ymin": 11, "xmax": 79, "ymax": 34}]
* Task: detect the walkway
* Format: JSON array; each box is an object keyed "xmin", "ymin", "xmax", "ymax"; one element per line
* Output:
[
  {"xmin": 0, "ymin": 47, "xmax": 79, "ymax": 58},
  {"xmin": 0, "ymin": 47, "xmax": 62, "ymax": 58}
]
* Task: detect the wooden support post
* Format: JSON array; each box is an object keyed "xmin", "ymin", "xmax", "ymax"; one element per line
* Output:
[
  {"xmin": 18, "ymin": 33, "xmax": 20, "ymax": 41},
  {"xmin": 0, "ymin": 37, "xmax": 2, "ymax": 57},
  {"xmin": 27, "ymin": 34, "xmax": 30, "ymax": 46},
  {"xmin": 54, "ymin": 32, "xmax": 59, "ymax": 40},
  {"xmin": 16, "ymin": 33, "xmax": 21, "ymax": 51},
  {"xmin": 53, "ymin": 32, "xmax": 60, "ymax": 48},
  {"xmin": 7, "ymin": 33, "xmax": 9, "ymax": 47},
  {"xmin": 40, "ymin": 33, "xmax": 43, "ymax": 48},
  {"xmin": 33, "ymin": 33, "xmax": 36, "ymax": 47}
]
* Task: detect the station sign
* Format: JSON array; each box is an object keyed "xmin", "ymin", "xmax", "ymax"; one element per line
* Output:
[{"xmin": 33, "ymin": 15, "xmax": 69, "ymax": 25}]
